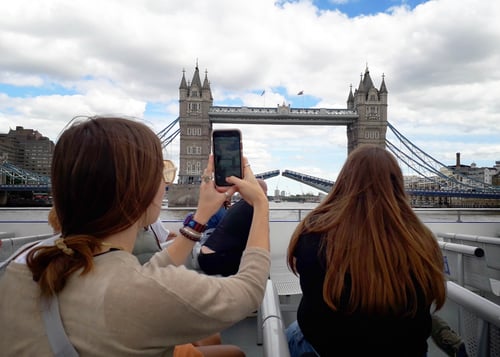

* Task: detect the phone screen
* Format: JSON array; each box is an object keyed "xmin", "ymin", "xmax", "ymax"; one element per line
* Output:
[{"xmin": 212, "ymin": 129, "xmax": 242, "ymax": 186}]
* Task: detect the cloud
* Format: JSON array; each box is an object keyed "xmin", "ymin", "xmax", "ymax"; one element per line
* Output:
[{"xmin": 0, "ymin": 0, "xmax": 499, "ymax": 194}]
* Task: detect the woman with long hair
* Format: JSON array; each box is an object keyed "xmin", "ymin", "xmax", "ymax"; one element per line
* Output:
[
  {"xmin": 286, "ymin": 144, "xmax": 446, "ymax": 357},
  {"xmin": 0, "ymin": 116, "xmax": 270, "ymax": 356}
]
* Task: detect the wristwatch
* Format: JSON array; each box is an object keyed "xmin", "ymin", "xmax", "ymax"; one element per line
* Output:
[{"xmin": 183, "ymin": 213, "xmax": 207, "ymax": 233}]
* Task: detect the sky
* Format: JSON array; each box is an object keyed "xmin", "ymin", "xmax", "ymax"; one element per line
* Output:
[{"xmin": 1, "ymin": 0, "xmax": 499, "ymax": 196}]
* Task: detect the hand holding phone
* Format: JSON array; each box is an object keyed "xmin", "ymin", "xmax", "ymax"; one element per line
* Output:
[{"xmin": 212, "ymin": 129, "xmax": 243, "ymax": 187}]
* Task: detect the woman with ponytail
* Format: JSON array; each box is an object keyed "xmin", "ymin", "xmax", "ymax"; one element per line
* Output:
[{"xmin": 0, "ymin": 116, "xmax": 270, "ymax": 357}]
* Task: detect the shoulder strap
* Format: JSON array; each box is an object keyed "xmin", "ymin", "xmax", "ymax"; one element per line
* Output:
[
  {"xmin": 1, "ymin": 238, "xmax": 78, "ymax": 356},
  {"xmin": 40, "ymin": 295, "xmax": 79, "ymax": 357},
  {"xmin": 0, "ymin": 236, "xmax": 78, "ymax": 357}
]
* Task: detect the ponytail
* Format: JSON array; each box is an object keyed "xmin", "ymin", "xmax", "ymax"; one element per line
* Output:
[{"xmin": 26, "ymin": 236, "xmax": 102, "ymax": 297}]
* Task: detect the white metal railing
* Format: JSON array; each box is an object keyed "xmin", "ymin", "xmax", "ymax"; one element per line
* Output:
[
  {"xmin": 260, "ymin": 279, "xmax": 291, "ymax": 357},
  {"xmin": 0, "ymin": 233, "xmax": 55, "ymax": 262},
  {"xmin": 437, "ymin": 232, "xmax": 500, "ymax": 296},
  {"xmin": 445, "ymin": 281, "xmax": 500, "ymax": 357}
]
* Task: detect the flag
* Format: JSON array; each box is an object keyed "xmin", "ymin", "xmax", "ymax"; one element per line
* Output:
[
  {"xmin": 260, "ymin": 90, "xmax": 265, "ymax": 96},
  {"xmin": 297, "ymin": 90, "xmax": 304, "ymax": 95}
]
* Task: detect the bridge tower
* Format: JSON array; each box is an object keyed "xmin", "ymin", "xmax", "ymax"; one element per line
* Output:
[
  {"xmin": 346, "ymin": 66, "xmax": 388, "ymax": 153},
  {"xmin": 168, "ymin": 64, "xmax": 213, "ymax": 206},
  {"xmin": 177, "ymin": 64, "xmax": 213, "ymax": 185}
]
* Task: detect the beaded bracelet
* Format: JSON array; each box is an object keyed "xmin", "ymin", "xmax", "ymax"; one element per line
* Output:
[{"xmin": 179, "ymin": 226, "xmax": 202, "ymax": 242}]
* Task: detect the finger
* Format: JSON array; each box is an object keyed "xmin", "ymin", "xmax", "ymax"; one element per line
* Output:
[
  {"xmin": 242, "ymin": 161, "xmax": 255, "ymax": 179},
  {"xmin": 201, "ymin": 174, "xmax": 214, "ymax": 184},
  {"xmin": 201, "ymin": 156, "xmax": 215, "ymax": 185},
  {"xmin": 226, "ymin": 175, "xmax": 246, "ymax": 187},
  {"xmin": 202, "ymin": 157, "xmax": 213, "ymax": 175},
  {"xmin": 207, "ymin": 154, "xmax": 214, "ymax": 172},
  {"xmin": 242, "ymin": 157, "xmax": 250, "ymax": 172}
]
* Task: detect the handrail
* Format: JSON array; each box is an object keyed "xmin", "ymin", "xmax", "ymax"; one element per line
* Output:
[
  {"xmin": 437, "ymin": 232, "xmax": 500, "ymax": 245},
  {"xmin": 446, "ymin": 281, "xmax": 500, "ymax": 326},
  {"xmin": 261, "ymin": 279, "xmax": 291, "ymax": 357},
  {"xmin": 438, "ymin": 241, "xmax": 484, "ymax": 257}
]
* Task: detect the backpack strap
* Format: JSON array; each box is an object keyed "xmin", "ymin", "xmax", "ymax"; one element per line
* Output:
[{"xmin": 40, "ymin": 295, "xmax": 79, "ymax": 357}]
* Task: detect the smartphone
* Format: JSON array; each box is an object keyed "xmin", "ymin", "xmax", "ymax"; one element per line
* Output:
[{"xmin": 212, "ymin": 129, "xmax": 243, "ymax": 187}]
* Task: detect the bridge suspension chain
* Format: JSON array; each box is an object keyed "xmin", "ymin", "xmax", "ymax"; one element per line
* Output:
[
  {"xmin": 156, "ymin": 117, "xmax": 180, "ymax": 149},
  {"xmin": 387, "ymin": 122, "xmax": 499, "ymax": 192}
]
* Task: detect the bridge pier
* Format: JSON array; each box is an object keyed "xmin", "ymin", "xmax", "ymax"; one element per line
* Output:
[{"xmin": 0, "ymin": 191, "xmax": 6, "ymax": 206}]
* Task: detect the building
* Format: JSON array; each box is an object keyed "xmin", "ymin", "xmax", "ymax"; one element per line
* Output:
[
  {"xmin": 493, "ymin": 167, "xmax": 500, "ymax": 186},
  {"xmin": 446, "ymin": 153, "xmax": 500, "ymax": 188},
  {"xmin": 0, "ymin": 126, "xmax": 54, "ymax": 176}
]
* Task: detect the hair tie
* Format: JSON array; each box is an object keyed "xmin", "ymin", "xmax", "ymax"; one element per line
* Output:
[{"xmin": 55, "ymin": 238, "xmax": 74, "ymax": 256}]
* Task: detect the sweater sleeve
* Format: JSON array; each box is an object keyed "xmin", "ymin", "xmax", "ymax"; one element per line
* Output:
[{"xmin": 98, "ymin": 247, "xmax": 270, "ymax": 350}]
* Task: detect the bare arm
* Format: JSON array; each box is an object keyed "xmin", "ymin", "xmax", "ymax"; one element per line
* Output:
[{"xmin": 167, "ymin": 156, "xmax": 269, "ymax": 265}]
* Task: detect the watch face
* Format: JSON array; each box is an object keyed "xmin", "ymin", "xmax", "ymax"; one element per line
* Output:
[{"xmin": 163, "ymin": 160, "xmax": 177, "ymax": 184}]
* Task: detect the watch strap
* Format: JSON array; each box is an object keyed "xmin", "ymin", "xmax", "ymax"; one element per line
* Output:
[{"xmin": 183, "ymin": 214, "xmax": 207, "ymax": 233}]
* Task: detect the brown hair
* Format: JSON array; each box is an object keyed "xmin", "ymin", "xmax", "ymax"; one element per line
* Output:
[
  {"xmin": 287, "ymin": 144, "xmax": 446, "ymax": 316},
  {"xmin": 27, "ymin": 116, "xmax": 163, "ymax": 297}
]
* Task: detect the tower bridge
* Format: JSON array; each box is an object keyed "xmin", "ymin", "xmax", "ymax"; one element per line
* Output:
[{"xmin": 169, "ymin": 64, "xmax": 388, "ymax": 206}]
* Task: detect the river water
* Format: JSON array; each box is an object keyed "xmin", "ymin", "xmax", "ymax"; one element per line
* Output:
[{"xmin": 1, "ymin": 203, "xmax": 499, "ymax": 238}]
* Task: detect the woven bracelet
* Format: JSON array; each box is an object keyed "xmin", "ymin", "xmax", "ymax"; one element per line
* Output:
[{"xmin": 179, "ymin": 226, "xmax": 202, "ymax": 242}]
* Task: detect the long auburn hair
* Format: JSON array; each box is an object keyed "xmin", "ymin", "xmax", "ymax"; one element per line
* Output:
[
  {"xmin": 27, "ymin": 116, "xmax": 163, "ymax": 297},
  {"xmin": 287, "ymin": 144, "xmax": 446, "ymax": 316}
]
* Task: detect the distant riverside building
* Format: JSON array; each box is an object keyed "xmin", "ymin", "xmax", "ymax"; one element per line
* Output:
[
  {"xmin": 0, "ymin": 126, "xmax": 54, "ymax": 176},
  {"xmin": 493, "ymin": 165, "xmax": 500, "ymax": 186},
  {"xmin": 445, "ymin": 153, "xmax": 500, "ymax": 187}
]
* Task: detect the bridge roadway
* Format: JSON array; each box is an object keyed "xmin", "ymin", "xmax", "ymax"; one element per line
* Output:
[
  {"xmin": 282, "ymin": 169, "xmax": 334, "ymax": 192},
  {"xmin": 208, "ymin": 106, "xmax": 358, "ymax": 125},
  {"xmin": 282, "ymin": 169, "xmax": 500, "ymax": 199}
]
